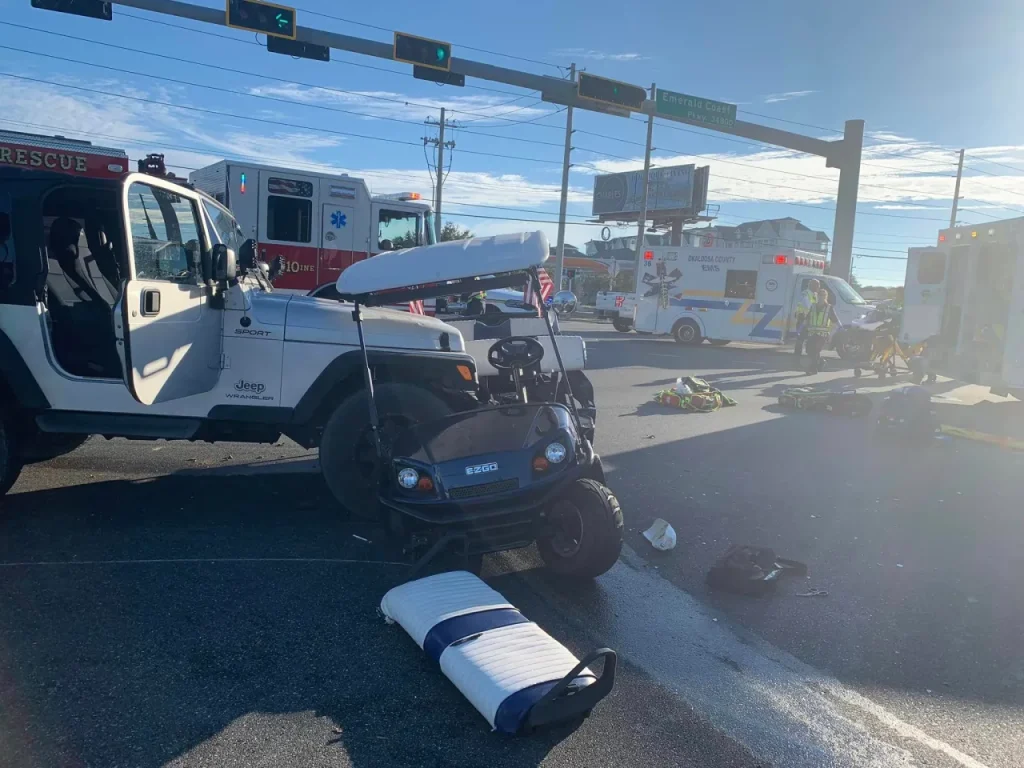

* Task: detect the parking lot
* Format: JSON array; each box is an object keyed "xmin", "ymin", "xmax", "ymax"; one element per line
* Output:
[{"xmin": 3, "ymin": 320, "xmax": 1023, "ymax": 768}]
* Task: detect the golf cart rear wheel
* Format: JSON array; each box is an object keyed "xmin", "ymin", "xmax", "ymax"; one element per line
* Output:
[
  {"xmin": 612, "ymin": 318, "xmax": 633, "ymax": 333},
  {"xmin": 538, "ymin": 479, "xmax": 623, "ymax": 579},
  {"xmin": 320, "ymin": 383, "xmax": 451, "ymax": 519}
]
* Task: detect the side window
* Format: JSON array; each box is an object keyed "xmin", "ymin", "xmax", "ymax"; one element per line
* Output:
[
  {"xmin": 267, "ymin": 196, "xmax": 312, "ymax": 243},
  {"xmin": 724, "ymin": 269, "xmax": 757, "ymax": 299},
  {"xmin": 917, "ymin": 251, "xmax": 947, "ymax": 285},
  {"xmin": 126, "ymin": 182, "xmax": 202, "ymax": 283},
  {"xmin": 0, "ymin": 197, "xmax": 13, "ymax": 289},
  {"xmin": 378, "ymin": 209, "xmax": 419, "ymax": 250}
]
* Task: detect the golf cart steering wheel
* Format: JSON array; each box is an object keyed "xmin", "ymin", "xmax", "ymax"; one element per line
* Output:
[{"xmin": 487, "ymin": 336, "xmax": 545, "ymax": 370}]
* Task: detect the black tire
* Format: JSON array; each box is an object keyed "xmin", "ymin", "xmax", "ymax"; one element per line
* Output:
[
  {"xmin": 707, "ymin": 339, "xmax": 730, "ymax": 347},
  {"xmin": 320, "ymin": 383, "xmax": 451, "ymax": 519},
  {"xmin": 537, "ymin": 479, "xmax": 623, "ymax": 579},
  {"xmin": 672, "ymin": 319, "xmax": 701, "ymax": 345},
  {"xmin": 612, "ymin": 318, "xmax": 633, "ymax": 333},
  {"xmin": 18, "ymin": 432, "xmax": 89, "ymax": 464},
  {"xmin": 854, "ymin": 368, "xmax": 862, "ymax": 378},
  {"xmin": 0, "ymin": 411, "xmax": 24, "ymax": 498}
]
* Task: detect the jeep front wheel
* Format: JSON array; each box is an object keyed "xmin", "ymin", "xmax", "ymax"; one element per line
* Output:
[
  {"xmin": 319, "ymin": 383, "xmax": 451, "ymax": 519},
  {"xmin": 0, "ymin": 409, "xmax": 24, "ymax": 498},
  {"xmin": 537, "ymin": 479, "xmax": 623, "ymax": 579}
]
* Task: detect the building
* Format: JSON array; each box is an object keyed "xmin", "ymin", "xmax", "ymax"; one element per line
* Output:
[{"xmin": 683, "ymin": 217, "xmax": 829, "ymax": 254}]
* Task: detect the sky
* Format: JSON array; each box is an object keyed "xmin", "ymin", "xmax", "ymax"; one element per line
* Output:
[{"xmin": 1, "ymin": 0, "xmax": 1023, "ymax": 286}]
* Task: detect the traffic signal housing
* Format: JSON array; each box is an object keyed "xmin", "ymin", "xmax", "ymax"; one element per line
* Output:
[
  {"xmin": 226, "ymin": 0, "xmax": 297, "ymax": 40},
  {"xmin": 394, "ymin": 32, "xmax": 451, "ymax": 72},
  {"xmin": 577, "ymin": 73, "xmax": 647, "ymax": 112},
  {"xmin": 30, "ymin": 0, "xmax": 111, "ymax": 20}
]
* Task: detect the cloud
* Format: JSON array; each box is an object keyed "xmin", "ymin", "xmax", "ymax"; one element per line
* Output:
[
  {"xmin": 762, "ymin": 90, "xmax": 816, "ymax": 104},
  {"xmin": 246, "ymin": 83, "xmax": 551, "ymax": 125},
  {"xmin": 552, "ymin": 48, "xmax": 648, "ymax": 62},
  {"xmin": 873, "ymin": 204, "xmax": 946, "ymax": 210}
]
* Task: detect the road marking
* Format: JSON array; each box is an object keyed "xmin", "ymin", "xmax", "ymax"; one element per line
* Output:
[
  {"xmin": 0, "ymin": 557, "xmax": 410, "ymax": 568},
  {"xmin": 515, "ymin": 546, "xmax": 992, "ymax": 768}
]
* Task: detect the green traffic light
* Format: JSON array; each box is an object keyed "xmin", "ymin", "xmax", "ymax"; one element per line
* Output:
[
  {"xmin": 275, "ymin": 12, "xmax": 287, "ymax": 28},
  {"xmin": 436, "ymin": 46, "xmax": 447, "ymax": 62}
]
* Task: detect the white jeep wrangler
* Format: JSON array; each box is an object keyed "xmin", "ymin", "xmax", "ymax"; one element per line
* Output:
[
  {"xmin": 0, "ymin": 168, "xmax": 495, "ymax": 505},
  {"xmin": 0, "ymin": 167, "xmax": 594, "ymax": 512}
]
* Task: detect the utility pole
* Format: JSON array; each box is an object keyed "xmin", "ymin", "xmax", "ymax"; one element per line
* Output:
[
  {"xmin": 632, "ymin": 83, "xmax": 656, "ymax": 294},
  {"xmin": 828, "ymin": 119, "xmax": 864, "ymax": 282},
  {"xmin": 950, "ymin": 148, "xmax": 965, "ymax": 228},
  {"xmin": 554, "ymin": 63, "xmax": 576, "ymax": 291},
  {"xmin": 423, "ymin": 107, "xmax": 455, "ymax": 242}
]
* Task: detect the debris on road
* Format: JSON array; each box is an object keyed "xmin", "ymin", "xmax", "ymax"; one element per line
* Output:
[
  {"xmin": 642, "ymin": 518, "xmax": 677, "ymax": 551},
  {"xmin": 796, "ymin": 588, "xmax": 829, "ymax": 598},
  {"xmin": 778, "ymin": 387, "xmax": 872, "ymax": 417},
  {"xmin": 939, "ymin": 424, "xmax": 1024, "ymax": 451},
  {"xmin": 352, "ymin": 534, "xmax": 371, "ymax": 543},
  {"xmin": 706, "ymin": 545, "xmax": 808, "ymax": 597},
  {"xmin": 654, "ymin": 376, "xmax": 737, "ymax": 412}
]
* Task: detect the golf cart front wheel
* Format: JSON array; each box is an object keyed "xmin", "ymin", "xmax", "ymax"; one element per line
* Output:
[{"xmin": 538, "ymin": 479, "xmax": 623, "ymax": 579}]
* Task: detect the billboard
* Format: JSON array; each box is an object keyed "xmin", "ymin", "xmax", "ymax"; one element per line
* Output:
[{"xmin": 592, "ymin": 164, "xmax": 708, "ymax": 219}]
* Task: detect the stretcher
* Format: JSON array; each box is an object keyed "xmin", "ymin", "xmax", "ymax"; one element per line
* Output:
[
  {"xmin": 778, "ymin": 386, "xmax": 872, "ymax": 417},
  {"xmin": 380, "ymin": 570, "xmax": 616, "ymax": 734}
]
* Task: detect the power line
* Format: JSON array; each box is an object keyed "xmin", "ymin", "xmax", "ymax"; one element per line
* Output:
[
  {"xmin": 963, "ymin": 154, "xmax": 1024, "ymax": 175},
  {"xmin": 0, "ymin": 22, "xmax": 547, "ymax": 123},
  {"xmin": 113, "ymin": 10, "xmax": 530, "ymax": 98},
  {"xmin": 289, "ymin": 5, "xmax": 565, "ymax": 71}
]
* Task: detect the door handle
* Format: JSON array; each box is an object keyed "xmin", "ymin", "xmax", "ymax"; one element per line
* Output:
[{"xmin": 141, "ymin": 288, "xmax": 161, "ymax": 316}]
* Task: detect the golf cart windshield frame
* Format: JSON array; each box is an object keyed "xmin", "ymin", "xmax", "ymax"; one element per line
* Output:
[{"xmin": 351, "ymin": 268, "xmax": 582, "ymax": 463}]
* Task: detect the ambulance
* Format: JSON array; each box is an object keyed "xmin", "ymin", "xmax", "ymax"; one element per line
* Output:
[
  {"xmin": 901, "ymin": 218, "xmax": 1024, "ymax": 398},
  {"xmin": 189, "ymin": 160, "xmax": 434, "ymax": 293},
  {"xmin": 625, "ymin": 245, "xmax": 871, "ymax": 345}
]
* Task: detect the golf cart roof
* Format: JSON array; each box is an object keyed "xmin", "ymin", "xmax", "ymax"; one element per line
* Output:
[{"xmin": 336, "ymin": 231, "xmax": 549, "ymax": 303}]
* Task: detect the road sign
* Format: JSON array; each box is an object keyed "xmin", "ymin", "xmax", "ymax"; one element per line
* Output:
[
  {"xmin": 414, "ymin": 66, "xmax": 465, "ymax": 87},
  {"xmin": 226, "ymin": 0, "xmax": 296, "ymax": 40},
  {"xmin": 394, "ymin": 32, "xmax": 451, "ymax": 72},
  {"xmin": 577, "ymin": 73, "xmax": 646, "ymax": 112},
  {"xmin": 30, "ymin": 0, "xmax": 111, "ymax": 20},
  {"xmin": 656, "ymin": 89, "xmax": 736, "ymax": 129},
  {"xmin": 268, "ymin": 35, "xmax": 329, "ymax": 61}
]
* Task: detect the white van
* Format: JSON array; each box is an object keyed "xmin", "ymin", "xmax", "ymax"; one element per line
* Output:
[{"xmin": 629, "ymin": 246, "xmax": 871, "ymax": 344}]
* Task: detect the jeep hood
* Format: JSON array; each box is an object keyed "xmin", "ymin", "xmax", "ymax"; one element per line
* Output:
[{"xmin": 277, "ymin": 294, "xmax": 465, "ymax": 352}]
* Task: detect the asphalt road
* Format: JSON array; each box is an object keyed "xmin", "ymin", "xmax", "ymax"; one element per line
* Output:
[{"xmin": 2, "ymin": 319, "xmax": 1022, "ymax": 767}]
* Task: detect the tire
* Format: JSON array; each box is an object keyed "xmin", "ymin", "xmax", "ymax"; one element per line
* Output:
[
  {"xmin": 854, "ymin": 368, "xmax": 862, "ymax": 378},
  {"xmin": 612, "ymin": 318, "xmax": 633, "ymax": 333},
  {"xmin": 18, "ymin": 432, "xmax": 89, "ymax": 464},
  {"xmin": 707, "ymin": 339, "xmax": 730, "ymax": 347},
  {"xmin": 835, "ymin": 338, "xmax": 861, "ymax": 361},
  {"xmin": 910, "ymin": 371, "xmax": 924, "ymax": 385},
  {"xmin": 320, "ymin": 383, "xmax": 451, "ymax": 519},
  {"xmin": 672, "ymin": 319, "xmax": 701, "ymax": 345},
  {"xmin": 0, "ymin": 410, "xmax": 24, "ymax": 498},
  {"xmin": 537, "ymin": 478, "xmax": 623, "ymax": 579}
]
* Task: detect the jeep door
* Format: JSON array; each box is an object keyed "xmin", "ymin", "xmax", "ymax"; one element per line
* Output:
[{"xmin": 114, "ymin": 174, "xmax": 222, "ymax": 405}]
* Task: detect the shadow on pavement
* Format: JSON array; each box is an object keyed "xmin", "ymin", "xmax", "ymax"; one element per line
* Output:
[
  {"xmin": 0, "ymin": 473, "xmax": 576, "ymax": 768},
  {"xmin": 601, "ymin": 406, "xmax": 1024, "ymax": 709}
]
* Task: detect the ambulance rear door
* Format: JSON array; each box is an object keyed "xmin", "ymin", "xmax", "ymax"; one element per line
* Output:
[
  {"xmin": 901, "ymin": 247, "xmax": 949, "ymax": 344},
  {"xmin": 1001, "ymin": 242, "xmax": 1024, "ymax": 388}
]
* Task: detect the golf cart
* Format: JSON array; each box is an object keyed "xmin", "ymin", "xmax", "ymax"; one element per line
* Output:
[{"xmin": 336, "ymin": 232, "xmax": 622, "ymax": 578}]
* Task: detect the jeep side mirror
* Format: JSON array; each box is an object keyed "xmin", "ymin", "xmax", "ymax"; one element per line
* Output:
[{"xmin": 212, "ymin": 243, "xmax": 237, "ymax": 283}]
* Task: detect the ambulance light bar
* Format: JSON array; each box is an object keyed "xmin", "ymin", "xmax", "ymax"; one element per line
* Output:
[{"xmin": 377, "ymin": 192, "xmax": 422, "ymax": 202}]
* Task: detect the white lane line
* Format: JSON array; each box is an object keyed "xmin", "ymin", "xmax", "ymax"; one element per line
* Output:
[
  {"xmin": 0, "ymin": 557, "xmax": 410, "ymax": 567},
  {"xmin": 519, "ymin": 546, "xmax": 991, "ymax": 768}
]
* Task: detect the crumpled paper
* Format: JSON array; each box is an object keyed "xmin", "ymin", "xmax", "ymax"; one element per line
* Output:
[{"xmin": 642, "ymin": 518, "xmax": 677, "ymax": 551}]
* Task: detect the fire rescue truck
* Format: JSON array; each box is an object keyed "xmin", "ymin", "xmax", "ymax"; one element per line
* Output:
[{"xmin": 188, "ymin": 160, "xmax": 434, "ymax": 293}]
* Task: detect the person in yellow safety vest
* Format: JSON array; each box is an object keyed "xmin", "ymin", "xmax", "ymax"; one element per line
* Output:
[
  {"xmin": 793, "ymin": 278, "xmax": 820, "ymax": 359},
  {"xmin": 463, "ymin": 290, "xmax": 486, "ymax": 316},
  {"xmin": 805, "ymin": 288, "xmax": 838, "ymax": 374}
]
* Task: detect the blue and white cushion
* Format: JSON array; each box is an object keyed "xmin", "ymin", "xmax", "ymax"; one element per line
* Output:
[{"xmin": 381, "ymin": 570, "xmax": 597, "ymax": 734}]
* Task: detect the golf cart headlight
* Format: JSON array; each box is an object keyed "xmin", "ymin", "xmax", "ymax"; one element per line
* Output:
[
  {"xmin": 397, "ymin": 467, "xmax": 419, "ymax": 489},
  {"xmin": 545, "ymin": 442, "xmax": 567, "ymax": 464}
]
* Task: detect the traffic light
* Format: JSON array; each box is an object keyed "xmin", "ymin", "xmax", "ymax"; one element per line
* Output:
[
  {"xmin": 577, "ymin": 73, "xmax": 647, "ymax": 112},
  {"xmin": 30, "ymin": 0, "xmax": 111, "ymax": 20},
  {"xmin": 394, "ymin": 32, "xmax": 451, "ymax": 72},
  {"xmin": 226, "ymin": 0, "xmax": 296, "ymax": 40}
]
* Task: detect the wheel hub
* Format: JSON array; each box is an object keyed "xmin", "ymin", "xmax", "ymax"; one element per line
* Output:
[{"xmin": 547, "ymin": 500, "xmax": 584, "ymax": 558}]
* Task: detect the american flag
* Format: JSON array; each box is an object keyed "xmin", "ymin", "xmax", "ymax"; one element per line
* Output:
[
  {"xmin": 524, "ymin": 268, "xmax": 554, "ymax": 310},
  {"xmin": 408, "ymin": 300, "xmax": 425, "ymax": 315}
]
